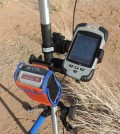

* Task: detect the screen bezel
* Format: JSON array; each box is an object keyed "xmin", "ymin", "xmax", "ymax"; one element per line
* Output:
[{"xmin": 67, "ymin": 31, "xmax": 102, "ymax": 67}]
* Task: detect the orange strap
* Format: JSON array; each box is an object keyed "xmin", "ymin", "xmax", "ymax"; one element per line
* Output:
[{"xmin": 32, "ymin": 64, "xmax": 49, "ymax": 70}]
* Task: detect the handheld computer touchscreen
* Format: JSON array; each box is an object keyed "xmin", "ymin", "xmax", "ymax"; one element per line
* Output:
[{"xmin": 63, "ymin": 23, "xmax": 108, "ymax": 81}]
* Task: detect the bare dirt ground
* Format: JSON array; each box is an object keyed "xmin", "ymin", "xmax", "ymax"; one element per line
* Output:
[{"xmin": 0, "ymin": 0, "xmax": 120, "ymax": 134}]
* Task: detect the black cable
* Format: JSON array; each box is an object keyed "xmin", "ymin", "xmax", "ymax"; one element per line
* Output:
[{"xmin": 72, "ymin": 0, "xmax": 78, "ymax": 35}]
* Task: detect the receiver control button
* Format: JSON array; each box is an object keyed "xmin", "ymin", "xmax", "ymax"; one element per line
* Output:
[
  {"xmin": 69, "ymin": 64, "xmax": 74, "ymax": 67},
  {"xmin": 73, "ymin": 70, "xmax": 78, "ymax": 73},
  {"xmin": 80, "ymin": 68, "xmax": 85, "ymax": 71},
  {"xmin": 74, "ymin": 66, "xmax": 79, "ymax": 69}
]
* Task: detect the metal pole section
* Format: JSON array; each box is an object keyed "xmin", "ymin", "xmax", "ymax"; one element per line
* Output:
[
  {"xmin": 39, "ymin": 1, "xmax": 58, "ymax": 134},
  {"xmin": 51, "ymin": 107, "xmax": 58, "ymax": 134},
  {"xmin": 39, "ymin": 0, "xmax": 53, "ymax": 63}
]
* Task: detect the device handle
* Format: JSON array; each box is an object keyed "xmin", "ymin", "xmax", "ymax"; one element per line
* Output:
[{"xmin": 14, "ymin": 62, "xmax": 25, "ymax": 80}]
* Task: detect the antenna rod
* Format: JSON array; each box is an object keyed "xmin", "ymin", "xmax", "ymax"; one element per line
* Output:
[
  {"xmin": 39, "ymin": 1, "xmax": 58, "ymax": 134},
  {"xmin": 39, "ymin": 0, "xmax": 53, "ymax": 63}
]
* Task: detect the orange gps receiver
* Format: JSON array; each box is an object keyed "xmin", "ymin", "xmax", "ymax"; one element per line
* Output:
[{"xmin": 14, "ymin": 62, "xmax": 62, "ymax": 107}]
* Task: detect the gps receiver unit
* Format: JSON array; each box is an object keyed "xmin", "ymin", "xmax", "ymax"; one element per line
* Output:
[{"xmin": 63, "ymin": 23, "xmax": 108, "ymax": 81}]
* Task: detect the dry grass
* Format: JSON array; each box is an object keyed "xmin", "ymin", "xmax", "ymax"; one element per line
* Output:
[
  {"xmin": 62, "ymin": 72, "xmax": 120, "ymax": 134},
  {"xmin": 50, "ymin": 0, "xmax": 66, "ymax": 12},
  {"xmin": 0, "ymin": 0, "xmax": 120, "ymax": 134}
]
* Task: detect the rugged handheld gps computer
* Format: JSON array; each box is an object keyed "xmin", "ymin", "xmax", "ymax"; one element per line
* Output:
[{"xmin": 63, "ymin": 23, "xmax": 108, "ymax": 81}]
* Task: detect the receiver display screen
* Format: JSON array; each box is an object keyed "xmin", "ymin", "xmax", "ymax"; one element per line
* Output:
[{"xmin": 68, "ymin": 34, "xmax": 100, "ymax": 67}]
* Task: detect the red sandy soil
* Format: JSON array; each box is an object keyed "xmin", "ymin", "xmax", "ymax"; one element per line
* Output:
[{"xmin": 0, "ymin": 0, "xmax": 120, "ymax": 134}]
